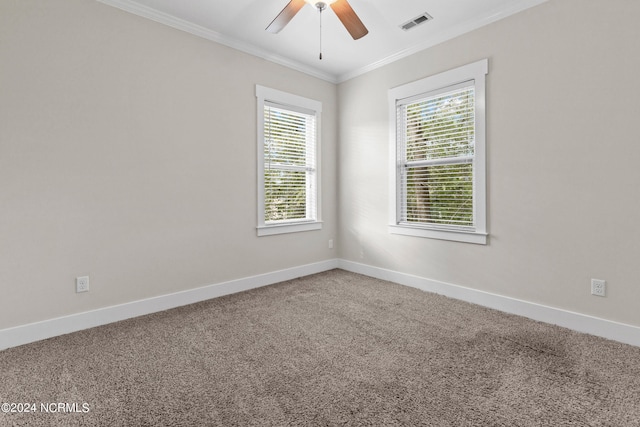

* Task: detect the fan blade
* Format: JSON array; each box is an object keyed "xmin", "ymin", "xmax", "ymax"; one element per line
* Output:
[
  {"xmin": 330, "ymin": 0, "xmax": 368, "ymax": 40},
  {"xmin": 266, "ymin": 0, "xmax": 307, "ymax": 34}
]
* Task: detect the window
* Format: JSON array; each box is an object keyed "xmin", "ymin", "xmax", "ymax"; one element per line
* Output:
[
  {"xmin": 388, "ymin": 59, "xmax": 488, "ymax": 244},
  {"xmin": 256, "ymin": 86, "xmax": 322, "ymax": 236}
]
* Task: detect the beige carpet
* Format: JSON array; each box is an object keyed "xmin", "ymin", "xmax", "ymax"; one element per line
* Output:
[{"xmin": 1, "ymin": 269, "xmax": 639, "ymax": 426}]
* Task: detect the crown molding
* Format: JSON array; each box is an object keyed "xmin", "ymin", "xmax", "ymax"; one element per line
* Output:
[
  {"xmin": 96, "ymin": 0, "xmax": 339, "ymax": 83},
  {"xmin": 336, "ymin": 0, "xmax": 549, "ymax": 83},
  {"xmin": 97, "ymin": 0, "xmax": 547, "ymax": 84}
]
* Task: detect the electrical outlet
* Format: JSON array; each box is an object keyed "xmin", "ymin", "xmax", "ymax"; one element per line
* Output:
[
  {"xmin": 328, "ymin": 239, "xmax": 334, "ymax": 249},
  {"xmin": 591, "ymin": 278, "xmax": 606, "ymax": 297},
  {"xmin": 76, "ymin": 276, "xmax": 89, "ymax": 293}
]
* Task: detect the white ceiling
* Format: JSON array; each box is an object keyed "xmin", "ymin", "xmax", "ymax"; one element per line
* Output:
[{"xmin": 98, "ymin": 0, "xmax": 548, "ymax": 83}]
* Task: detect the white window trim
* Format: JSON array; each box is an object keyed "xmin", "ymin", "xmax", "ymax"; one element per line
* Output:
[
  {"xmin": 388, "ymin": 59, "xmax": 488, "ymax": 245},
  {"xmin": 256, "ymin": 85, "xmax": 322, "ymax": 236}
]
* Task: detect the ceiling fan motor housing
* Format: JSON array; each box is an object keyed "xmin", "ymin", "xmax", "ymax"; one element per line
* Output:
[{"xmin": 305, "ymin": 0, "xmax": 337, "ymax": 10}]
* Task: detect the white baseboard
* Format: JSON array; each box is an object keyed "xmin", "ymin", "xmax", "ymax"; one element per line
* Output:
[
  {"xmin": 3, "ymin": 258, "xmax": 639, "ymax": 351},
  {"xmin": 0, "ymin": 259, "xmax": 340, "ymax": 351},
  {"xmin": 338, "ymin": 260, "xmax": 640, "ymax": 348}
]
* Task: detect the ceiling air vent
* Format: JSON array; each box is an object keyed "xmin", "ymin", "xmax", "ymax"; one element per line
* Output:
[{"xmin": 400, "ymin": 12, "xmax": 433, "ymax": 31}]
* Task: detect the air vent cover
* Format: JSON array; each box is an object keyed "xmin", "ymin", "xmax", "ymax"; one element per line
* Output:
[{"xmin": 400, "ymin": 12, "xmax": 433, "ymax": 31}]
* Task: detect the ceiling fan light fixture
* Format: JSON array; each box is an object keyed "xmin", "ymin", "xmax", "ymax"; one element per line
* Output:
[{"xmin": 304, "ymin": 0, "xmax": 337, "ymax": 8}]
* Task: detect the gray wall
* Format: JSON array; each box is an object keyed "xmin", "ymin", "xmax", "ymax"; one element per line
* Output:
[
  {"xmin": 338, "ymin": 0, "xmax": 640, "ymax": 327},
  {"xmin": 2, "ymin": 0, "xmax": 639, "ymax": 332},
  {"xmin": 0, "ymin": 0, "xmax": 338, "ymax": 329}
]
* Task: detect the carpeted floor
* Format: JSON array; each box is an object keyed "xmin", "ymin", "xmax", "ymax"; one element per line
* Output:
[{"xmin": 1, "ymin": 269, "xmax": 639, "ymax": 426}]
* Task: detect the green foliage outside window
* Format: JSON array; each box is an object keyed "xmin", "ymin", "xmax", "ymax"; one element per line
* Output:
[
  {"xmin": 403, "ymin": 87, "xmax": 475, "ymax": 227},
  {"xmin": 264, "ymin": 106, "xmax": 313, "ymax": 223}
]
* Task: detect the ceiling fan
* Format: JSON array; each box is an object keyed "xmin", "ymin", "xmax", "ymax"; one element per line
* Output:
[{"xmin": 266, "ymin": 0, "xmax": 369, "ymax": 41}]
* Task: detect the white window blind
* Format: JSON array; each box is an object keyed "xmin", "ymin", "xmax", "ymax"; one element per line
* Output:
[
  {"xmin": 263, "ymin": 102, "xmax": 317, "ymax": 224},
  {"xmin": 388, "ymin": 59, "xmax": 488, "ymax": 244},
  {"xmin": 256, "ymin": 85, "xmax": 322, "ymax": 236},
  {"xmin": 398, "ymin": 84, "xmax": 475, "ymax": 229}
]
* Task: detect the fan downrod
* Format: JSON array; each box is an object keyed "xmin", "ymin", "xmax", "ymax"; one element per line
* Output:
[{"xmin": 315, "ymin": 2, "xmax": 326, "ymax": 60}]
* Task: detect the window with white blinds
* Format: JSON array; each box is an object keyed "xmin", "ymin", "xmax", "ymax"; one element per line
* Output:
[
  {"xmin": 399, "ymin": 84, "xmax": 475, "ymax": 228},
  {"xmin": 256, "ymin": 86, "xmax": 322, "ymax": 236},
  {"xmin": 389, "ymin": 59, "xmax": 488, "ymax": 244},
  {"xmin": 263, "ymin": 103, "xmax": 316, "ymax": 223}
]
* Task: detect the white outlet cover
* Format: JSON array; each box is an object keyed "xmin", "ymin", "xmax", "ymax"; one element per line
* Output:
[
  {"xmin": 591, "ymin": 278, "xmax": 606, "ymax": 297},
  {"xmin": 76, "ymin": 276, "xmax": 90, "ymax": 293}
]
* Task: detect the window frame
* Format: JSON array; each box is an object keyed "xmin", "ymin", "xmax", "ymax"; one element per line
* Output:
[
  {"xmin": 388, "ymin": 59, "xmax": 488, "ymax": 244},
  {"xmin": 256, "ymin": 85, "xmax": 322, "ymax": 236}
]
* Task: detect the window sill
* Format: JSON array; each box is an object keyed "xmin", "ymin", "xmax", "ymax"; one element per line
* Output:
[
  {"xmin": 389, "ymin": 224, "xmax": 487, "ymax": 245},
  {"xmin": 257, "ymin": 221, "xmax": 323, "ymax": 236}
]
